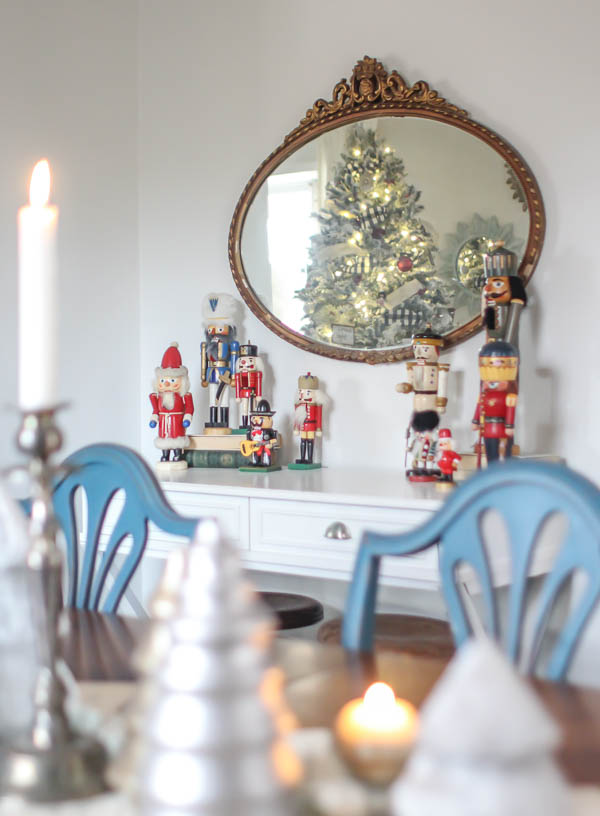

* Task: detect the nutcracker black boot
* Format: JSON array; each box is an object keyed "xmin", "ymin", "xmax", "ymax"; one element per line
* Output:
[
  {"xmin": 172, "ymin": 448, "xmax": 183, "ymax": 462},
  {"xmin": 306, "ymin": 439, "xmax": 314, "ymax": 464},
  {"xmin": 296, "ymin": 439, "xmax": 307, "ymax": 464},
  {"xmin": 160, "ymin": 450, "xmax": 169, "ymax": 462},
  {"xmin": 220, "ymin": 407, "xmax": 229, "ymax": 427},
  {"xmin": 208, "ymin": 407, "xmax": 218, "ymax": 426}
]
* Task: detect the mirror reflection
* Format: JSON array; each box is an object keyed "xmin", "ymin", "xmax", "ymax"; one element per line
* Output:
[{"xmin": 241, "ymin": 117, "xmax": 530, "ymax": 351}]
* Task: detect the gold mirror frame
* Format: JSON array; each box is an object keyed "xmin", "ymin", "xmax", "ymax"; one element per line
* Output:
[{"xmin": 228, "ymin": 56, "xmax": 545, "ymax": 364}]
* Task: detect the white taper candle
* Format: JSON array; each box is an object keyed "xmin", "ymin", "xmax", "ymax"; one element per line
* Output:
[{"xmin": 18, "ymin": 159, "xmax": 59, "ymax": 410}]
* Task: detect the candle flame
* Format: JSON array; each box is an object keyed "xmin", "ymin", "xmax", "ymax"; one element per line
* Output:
[
  {"xmin": 363, "ymin": 682, "xmax": 396, "ymax": 712},
  {"xmin": 29, "ymin": 159, "xmax": 51, "ymax": 207}
]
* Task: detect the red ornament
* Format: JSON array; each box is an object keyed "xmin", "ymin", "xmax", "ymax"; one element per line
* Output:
[{"xmin": 397, "ymin": 255, "xmax": 413, "ymax": 272}]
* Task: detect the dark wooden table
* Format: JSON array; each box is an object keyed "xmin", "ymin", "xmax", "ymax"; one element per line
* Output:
[{"xmin": 62, "ymin": 610, "xmax": 600, "ymax": 786}]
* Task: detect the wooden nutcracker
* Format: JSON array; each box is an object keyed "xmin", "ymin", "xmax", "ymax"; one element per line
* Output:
[
  {"xmin": 239, "ymin": 399, "xmax": 281, "ymax": 472},
  {"xmin": 200, "ymin": 293, "xmax": 240, "ymax": 430},
  {"xmin": 289, "ymin": 372, "xmax": 323, "ymax": 470},
  {"xmin": 481, "ymin": 242, "xmax": 528, "ymax": 350},
  {"xmin": 472, "ymin": 340, "xmax": 519, "ymax": 465},
  {"xmin": 396, "ymin": 327, "xmax": 449, "ymax": 481},
  {"xmin": 149, "ymin": 342, "xmax": 194, "ymax": 471},
  {"xmin": 436, "ymin": 428, "xmax": 462, "ymax": 490},
  {"xmin": 234, "ymin": 343, "xmax": 264, "ymax": 429}
]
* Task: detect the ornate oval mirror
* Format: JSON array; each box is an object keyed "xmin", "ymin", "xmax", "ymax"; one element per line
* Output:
[{"xmin": 229, "ymin": 57, "xmax": 545, "ymax": 363}]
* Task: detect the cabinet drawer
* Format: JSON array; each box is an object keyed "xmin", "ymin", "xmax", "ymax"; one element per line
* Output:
[
  {"xmin": 249, "ymin": 498, "xmax": 437, "ymax": 581},
  {"xmin": 163, "ymin": 490, "xmax": 249, "ymax": 550}
]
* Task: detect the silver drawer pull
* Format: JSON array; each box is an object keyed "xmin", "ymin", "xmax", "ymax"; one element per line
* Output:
[{"xmin": 324, "ymin": 521, "xmax": 352, "ymax": 540}]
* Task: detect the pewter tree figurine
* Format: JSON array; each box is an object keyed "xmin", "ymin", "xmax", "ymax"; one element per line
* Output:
[{"xmin": 125, "ymin": 519, "xmax": 300, "ymax": 815}]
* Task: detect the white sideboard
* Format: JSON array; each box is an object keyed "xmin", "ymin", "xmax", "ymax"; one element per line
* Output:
[
  {"xmin": 123, "ymin": 467, "xmax": 557, "ymax": 607},
  {"xmin": 156, "ymin": 467, "xmax": 442, "ymax": 588}
]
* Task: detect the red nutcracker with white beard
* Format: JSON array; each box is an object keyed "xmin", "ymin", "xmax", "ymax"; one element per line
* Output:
[
  {"xmin": 149, "ymin": 342, "xmax": 194, "ymax": 471},
  {"xmin": 234, "ymin": 343, "xmax": 264, "ymax": 429}
]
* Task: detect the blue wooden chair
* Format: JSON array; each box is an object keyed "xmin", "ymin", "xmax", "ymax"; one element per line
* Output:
[
  {"xmin": 53, "ymin": 443, "xmax": 198, "ymax": 613},
  {"xmin": 342, "ymin": 460, "xmax": 600, "ymax": 681}
]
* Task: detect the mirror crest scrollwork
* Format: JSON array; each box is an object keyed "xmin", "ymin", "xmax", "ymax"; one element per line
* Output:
[{"xmin": 229, "ymin": 56, "xmax": 545, "ymax": 363}]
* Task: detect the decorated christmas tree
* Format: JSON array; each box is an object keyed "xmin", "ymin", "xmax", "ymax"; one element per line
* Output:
[{"xmin": 296, "ymin": 124, "xmax": 461, "ymax": 348}]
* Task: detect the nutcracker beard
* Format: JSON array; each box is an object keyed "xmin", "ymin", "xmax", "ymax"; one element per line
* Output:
[{"xmin": 161, "ymin": 391, "xmax": 175, "ymax": 410}]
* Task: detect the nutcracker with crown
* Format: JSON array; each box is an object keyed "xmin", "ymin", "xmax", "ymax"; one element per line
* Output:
[
  {"xmin": 149, "ymin": 342, "xmax": 194, "ymax": 471},
  {"xmin": 239, "ymin": 399, "xmax": 281, "ymax": 472},
  {"xmin": 234, "ymin": 342, "xmax": 264, "ymax": 429},
  {"xmin": 288, "ymin": 372, "xmax": 324, "ymax": 470},
  {"xmin": 396, "ymin": 327, "xmax": 449, "ymax": 481},
  {"xmin": 200, "ymin": 292, "xmax": 240, "ymax": 431},
  {"xmin": 481, "ymin": 242, "xmax": 528, "ymax": 350},
  {"xmin": 472, "ymin": 340, "xmax": 519, "ymax": 465}
]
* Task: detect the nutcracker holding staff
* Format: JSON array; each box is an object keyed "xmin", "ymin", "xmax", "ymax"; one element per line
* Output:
[
  {"xmin": 396, "ymin": 327, "xmax": 449, "ymax": 481},
  {"xmin": 200, "ymin": 293, "xmax": 240, "ymax": 430},
  {"xmin": 234, "ymin": 343, "xmax": 263, "ymax": 429},
  {"xmin": 472, "ymin": 339, "xmax": 519, "ymax": 464}
]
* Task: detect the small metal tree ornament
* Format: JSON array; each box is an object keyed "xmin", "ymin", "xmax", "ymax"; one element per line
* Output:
[
  {"xmin": 130, "ymin": 519, "xmax": 300, "ymax": 816},
  {"xmin": 0, "ymin": 408, "xmax": 108, "ymax": 801}
]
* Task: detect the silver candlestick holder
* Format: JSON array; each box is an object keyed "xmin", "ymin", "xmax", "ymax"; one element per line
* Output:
[{"xmin": 0, "ymin": 407, "xmax": 108, "ymax": 801}]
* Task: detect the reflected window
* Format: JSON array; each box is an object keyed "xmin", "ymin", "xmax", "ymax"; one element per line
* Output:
[{"xmin": 267, "ymin": 171, "xmax": 318, "ymax": 330}]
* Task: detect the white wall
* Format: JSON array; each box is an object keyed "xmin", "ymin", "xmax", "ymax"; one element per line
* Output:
[
  {"xmin": 138, "ymin": 0, "xmax": 600, "ymax": 483},
  {"xmin": 0, "ymin": 0, "xmax": 139, "ymax": 468}
]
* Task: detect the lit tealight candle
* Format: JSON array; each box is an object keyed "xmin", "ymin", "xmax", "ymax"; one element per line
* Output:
[
  {"xmin": 334, "ymin": 682, "xmax": 418, "ymax": 785},
  {"xmin": 18, "ymin": 159, "xmax": 59, "ymax": 410}
]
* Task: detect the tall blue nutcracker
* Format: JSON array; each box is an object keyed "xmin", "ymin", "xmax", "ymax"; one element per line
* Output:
[{"xmin": 200, "ymin": 293, "xmax": 240, "ymax": 429}]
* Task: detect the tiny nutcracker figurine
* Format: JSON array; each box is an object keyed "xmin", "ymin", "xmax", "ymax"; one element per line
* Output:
[
  {"xmin": 472, "ymin": 340, "xmax": 519, "ymax": 465},
  {"xmin": 396, "ymin": 327, "xmax": 449, "ymax": 481},
  {"xmin": 239, "ymin": 399, "xmax": 280, "ymax": 471},
  {"xmin": 234, "ymin": 343, "xmax": 263, "ymax": 429},
  {"xmin": 149, "ymin": 342, "xmax": 194, "ymax": 470},
  {"xmin": 200, "ymin": 293, "xmax": 240, "ymax": 430},
  {"xmin": 437, "ymin": 428, "xmax": 462, "ymax": 487},
  {"xmin": 290, "ymin": 372, "xmax": 323, "ymax": 469},
  {"xmin": 481, "ymin": 242, "xmax": 528, "ymax": 350}
]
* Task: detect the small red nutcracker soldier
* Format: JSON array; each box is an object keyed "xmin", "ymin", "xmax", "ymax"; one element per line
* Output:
[
  {"xmin": 234, "ymin": 343, "xmax": 263, "ymax": 429},
  {"xmin": 149, "ymin": 342, "xmax": 194, "ymax": 470},
  {"xmin": 472, "ymin": 340, "xmax": 519, "ymax": 465},
  {"xmin": 291, "ymin": 372, "xmax": 323, "ymax": 469},
  {"xmin": 437, "ymin": 428, "xmax": 462, "ymax": 486}
]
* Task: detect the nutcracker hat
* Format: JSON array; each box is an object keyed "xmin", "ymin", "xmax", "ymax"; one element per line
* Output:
[
  {"xmin": 157, "ymin": 342, "xmax": 188, "ymax": 377},
  {"xmin": 202, "ymin": 292, "xmax": 240, "ymax": 324},
  {"xmin": 298, "ymin": 372, "xmax": 319, "ymax": 390},
  {"xmin": 240, "ymin": 343, "xmax": 258, "ymax": 357},
  {"xmin": 250, "ymin": 399, "xmax": 275, "ymax": 417},
  {"xmin": 439, "ymin": 428, "xmax": 453, "ymax": 439},
  {"xmin": 411, "ymin": 325, "xmax": 444, "ymax": 347}
]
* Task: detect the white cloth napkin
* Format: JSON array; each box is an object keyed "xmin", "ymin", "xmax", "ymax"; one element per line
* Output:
[{"xmin": 391, "ymin": 637, "xmax": 570, "ymax": 816}]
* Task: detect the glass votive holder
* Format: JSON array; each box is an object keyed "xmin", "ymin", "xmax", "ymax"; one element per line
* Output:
[{"xmin": 333, "ymin": 682, "xmax": 418, "ymax": 785}]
